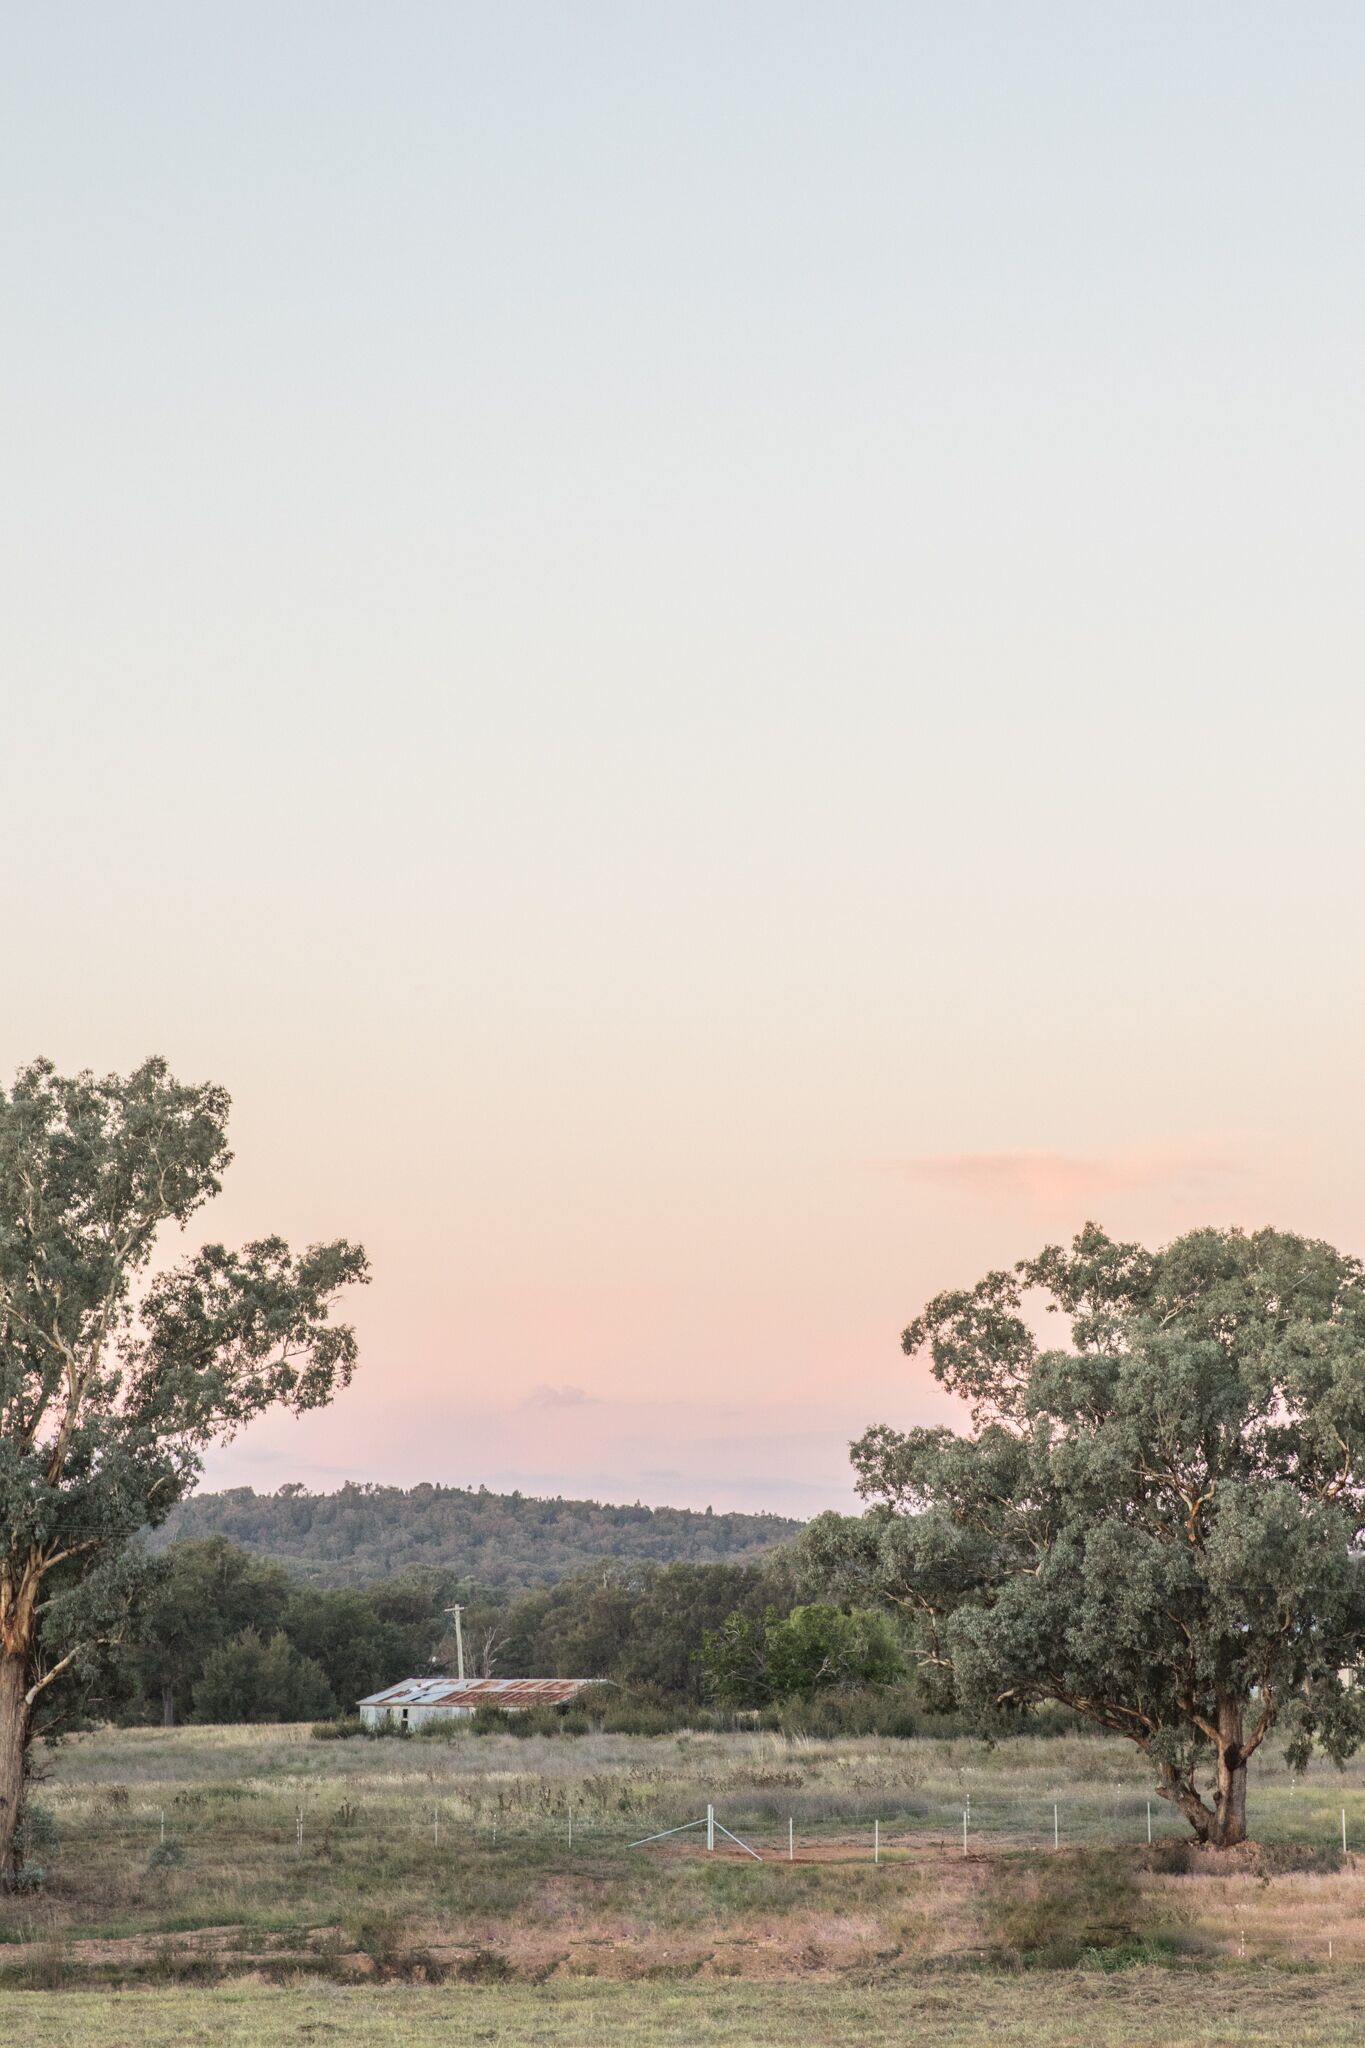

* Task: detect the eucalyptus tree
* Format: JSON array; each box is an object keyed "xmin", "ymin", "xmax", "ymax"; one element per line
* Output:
[
  {"xmin": 804, "ymin": 1225, "xmax": 1365, "ymax": 1847},
  {"xmin": 0, "ymin": 1058, "xmax": 367, "ymax": 1878}
]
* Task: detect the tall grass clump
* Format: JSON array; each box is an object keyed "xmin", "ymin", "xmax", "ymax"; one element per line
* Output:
[
  {"xmin": 981, "ymin": 1850, "xmax": 1170, "ymax": 1969},
  {"xmin": 311, "ymin": 1716, "xmax": 363, "ymax": 1741}
]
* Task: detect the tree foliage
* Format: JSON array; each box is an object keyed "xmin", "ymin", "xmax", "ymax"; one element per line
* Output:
[
  {"xmin": 116, "ymin": 1547, "xmax": 799, "ymax": 1717},
  {"xmin": 155, "ymin": 1482, "xmax": 799, "ymax": 1589},
  {"xmin": 192, "ymin": 1628, "xmax": 337, "ymax": 1724},
  {"xmin": 121, "ymin": 1537, "xmax": 453, "ymax": 1726},
  {"xmin": 0, "ymin": 1057, "xmax": 367, "ymax": 1878},
  {"xmin": 698, "ymin": 1602, "xmax": 904, "ymax": 1708},
  {"xmin": 804, "ymin": 1223, "xmax": 1365, "ymax": 1847}
]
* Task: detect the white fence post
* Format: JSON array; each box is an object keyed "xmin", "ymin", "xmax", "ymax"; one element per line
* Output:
[{"xmin": 707, "ymin": 1803, "xmax": 715, "ymax": 1852}]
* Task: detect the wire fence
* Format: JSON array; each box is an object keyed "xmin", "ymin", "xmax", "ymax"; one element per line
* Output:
[{"xmin": 23, "ymin": 1784, "xmax": 1365, "ymax": 1869}]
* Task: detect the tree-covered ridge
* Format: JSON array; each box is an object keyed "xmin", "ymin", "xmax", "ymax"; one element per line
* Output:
[
  {"xmin": 110, "ymin": 1535, "xmax": 912, "ymax": 1726},
  {"xmin": 155, "ymin": 1483, "xmax": 803, "ymax": 1588}
]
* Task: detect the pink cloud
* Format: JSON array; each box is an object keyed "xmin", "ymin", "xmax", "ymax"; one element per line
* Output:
[{"xmin": 901, "ymin": 1145, "xmax": 1246, "ymax": 1210}]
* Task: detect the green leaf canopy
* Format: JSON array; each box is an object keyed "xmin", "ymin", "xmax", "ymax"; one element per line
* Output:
[
  {"xmin": 807, "ymin": 1224, "xmax": 1365, "ymax": 1845},
  {"xmin": 0, "ymin": 1056, "xmax": 367, "ymax": 1876}
]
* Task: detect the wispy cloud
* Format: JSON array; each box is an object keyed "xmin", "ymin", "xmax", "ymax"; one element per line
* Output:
[
  {"xmin": 523, "ymin": 1382, "xmax": 598, "ymax": 1409},
  {"xmin": 900, "ymin": 1145, "xmax": 1245, "ymax": 1209}
]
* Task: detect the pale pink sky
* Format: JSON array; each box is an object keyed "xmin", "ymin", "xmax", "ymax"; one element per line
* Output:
[{"xmin": 5, "ymin": 7, "xmax": 1365, "ymax": 1517}]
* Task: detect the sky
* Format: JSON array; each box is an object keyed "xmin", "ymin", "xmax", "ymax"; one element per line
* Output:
[{"xmin": 3, "ymin": 4, "xmax": 1365, "ymax": 1517}]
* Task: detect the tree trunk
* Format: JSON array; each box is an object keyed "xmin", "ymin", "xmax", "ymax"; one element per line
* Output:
[
  {"xmin": 0, "ymin": 1653, "xmax": 30, "ymax": 1885},
  {"xmin": 1158, "ymin": 1760, "xmax": 1212, "ymax": 1842},
  {"xmin": 1157, "ymin": 1702, "xmax": 1251, "ymax": 1848},
  {"xmin": 162, "ymin": 1684, "xmax": 176, "ymax": 1729},
  {"xmin": 1210, "ymin": 1696, "xmax": 1249, "ymax": 1848}
]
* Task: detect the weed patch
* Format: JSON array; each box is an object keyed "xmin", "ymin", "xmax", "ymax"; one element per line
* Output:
[{"xmin": 981, "ymin": 1850, "xmax": 1156, "ymax": 1968}]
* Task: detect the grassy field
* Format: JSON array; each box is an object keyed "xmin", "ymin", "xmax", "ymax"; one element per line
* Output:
[
  {"xmin": 7, "ymin": 1721, "xmax": 1365, "ymax": 2041},
  {"xmin": 8, "ymin": 1974, "xmax": 1365, "ymax": 2048}
]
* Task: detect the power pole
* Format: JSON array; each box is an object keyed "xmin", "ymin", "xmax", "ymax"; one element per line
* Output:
[{"xmin": 445, "ymin": 1604, "xmax": 465, "ymax": 1682}]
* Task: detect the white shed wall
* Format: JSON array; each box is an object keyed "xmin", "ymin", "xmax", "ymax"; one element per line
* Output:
[{"xmin": 360, "ymin": 1702, "xmax": 475, "ymax": 1730}]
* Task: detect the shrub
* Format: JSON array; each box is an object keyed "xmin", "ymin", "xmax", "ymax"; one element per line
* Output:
[
  {"xmin": 14, "ymin": 1797, "xmax": 59, "ymax": 1883},
  {"xmin": 312, "ymin": 1716, "xmax": 363, "ymax": 1741},
  {"xmin": 597, "ymin": 1703, "xmax": 678, "ymax": 1736},
  {"xmin": 981, "ymin": 1850, "xmax": 1148, "ymax": 1968},
  {"xmin": 348, "ymin": 1909, "xmax": 447, "ymax": 1982},
  {"xmin": 0, "ymin": 1940, "xmax": 70, "ymax": 1988},
  {"xmin": 1141, "ymin": 1838, "xmax": 1193, "ymax": 1875},
  {"xmin": 774, "ymin": 1686, "xmax": 919, "ymax": 1739},
  {"xmin": 506, "ymin": 1708, "xmax": 557, "ymax": 1739},
  {"xmin": 1251, "ymin": 1840, "xmax": 1343, "ymax": 1876},
  {"xmin": 456, "ymin": 1947, "xmax": 514, "ymax": 1983}
]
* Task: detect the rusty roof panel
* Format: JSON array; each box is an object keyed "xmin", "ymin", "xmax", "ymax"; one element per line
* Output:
[
  {"xmin": 358, "ymin": 1677, "xmax": 597, "ymax": 1709},
  {"xmin": 473, "ymin": 1680, "xmax": 593, "ymax": 1709}
]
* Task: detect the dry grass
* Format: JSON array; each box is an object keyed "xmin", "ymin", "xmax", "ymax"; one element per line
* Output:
[
  {"xmin": 3, "ymin": 1721, "xmax": 1363, "ymax": 1991},
  {"xmin": 8, "ymin": 1973, "xmax": 1365, "ymax": 2047}
]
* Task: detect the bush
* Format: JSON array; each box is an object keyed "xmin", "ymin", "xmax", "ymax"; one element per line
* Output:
[
  {"xmin": 771, "ymin": 1686, "xmax": 918, "ymax": 1739},
  {"xmin": 597, "ymin": 1702, "xmax": 680, "ymax": 1736},
  {"xmin": 8, "ymin": 1799, "xmax": 59, "ymax": 1890},
  {"xmin": 346, "ymin": 1909, "xmax": 445, "ymax": 1981},
  {"xmin": 981, "ymin": 1850, "xmax": 1150, "ymax": 1967},
  {"xmin": 15, "ymin": 1800, "xmax": 59, "ymax": 1857},
  {"xmin": 1255, "ymin": 1840, "xmax": 1343, "ymax": 1875},
  {"xmin": 312, "ymin": 1716, "xmax": 363, "ymax": 1741},
  {"xmin": 506, "ymin": 1708, "xmax": 556, "ymax": 1739},
  {"xmin": 1141, "ymin": 1838, "xmax": 1193, "ymax": 1875},
  {"xmin": 456, "ymin": 1948, "xmax": 513, "ymax": 1983},
  {"xmin": 0, "ymin": 1940, "xmax": 70, "ymax": 1986}
]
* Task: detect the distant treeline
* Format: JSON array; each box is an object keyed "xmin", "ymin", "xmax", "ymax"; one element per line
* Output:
[
  {"xmin": 153, "ymin": 1483, "xmax": 802, "ymax": 1589},
  {"xmin": 111, "ymin": 1536, "xmax": 909, "ymax": 1730}
]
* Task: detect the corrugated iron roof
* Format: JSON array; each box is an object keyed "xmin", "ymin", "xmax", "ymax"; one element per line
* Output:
[{"xmin": 358, "ymin": 1676, "xmax": 597, "ymax": 1709}]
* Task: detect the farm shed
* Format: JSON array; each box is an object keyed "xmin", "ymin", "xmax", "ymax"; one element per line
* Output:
[{"xmin": 357, "ymin": 1676, "xmax": 597, "ymax": 1730}]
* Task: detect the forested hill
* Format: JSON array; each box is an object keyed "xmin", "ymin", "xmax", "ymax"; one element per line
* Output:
[{"xmin": 153, "ymin": 1483, "xmax": 803, "ymax": 1588}]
